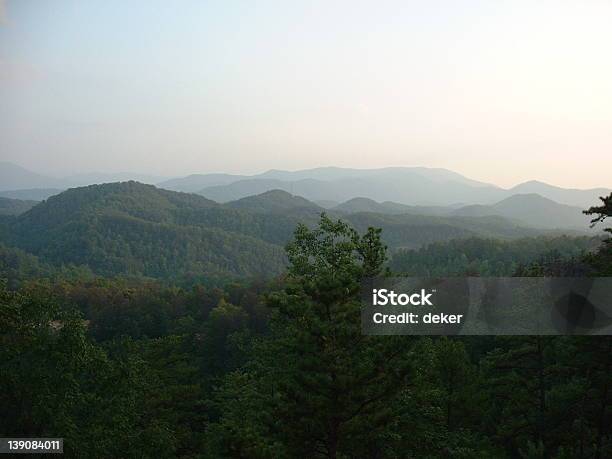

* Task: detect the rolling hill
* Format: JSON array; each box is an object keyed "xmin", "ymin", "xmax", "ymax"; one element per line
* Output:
[
  {"xmin": 0, "ymin": 162, "xmax": 171, "ymax": 192},
  {"xmin": 331, "ymin": 194, "xmax": 597, "ymax": 232},
  {"xmin": 343, "ymin": 212, "xmax": 543, "ymax": 250},
  {"xmin": 3, "ymin": 182, "xmax": 287, "ymax": 279},
  {"xmin": 157, "ymin": 173, "xmax": 247, "ymax": 193},
  {"xmin": 333, "ymin": 197, "xmax": 405, "ymax": 214},
  {"xmin": 0, "ymin": 183, "xmax": 561, "ymax": 280},
  {"xmin": 65, "ymin": 172, "xmax": 168, "ymax": 186},
  {"xmin": 510, "ymin": 180, "xmax": 610, "ymax": 209},
  {"xmin": 225, "ymin": 190, "xmax": 322, "ymax": 214},
  {"xmin": 198, "ymin": 178, "xmax": 313, "ymax": 202},
  {"xmin": 256, "ymin": 166, "xmax": 491, "ymax": 187},
  {"xmin": 3, "ymin": 162, "xmax": 607, "ymax": 211},
  {"xmin": 453, "ymin": 194, "xmax": 592, "ymax": 230},
  {"xmin": 0, "ymin": 197, "xmax": 38, "ymax": 216},
  {"xmin": 189, "ymin": 167, "xmax": 609, "ymax": 208},
  {"xmin": 332, "ymin": 197, "xmax": 449, "ymax": 216},
  {"xmin": 0, "ymin": 162, "xmax": 67, "ymax": 191},
  {"xmin": 390, "ymin": 235, "xmax": 603, "ymax": 276},
  {"xmin": 314, "ymin": 200, "xmax": 340, "ymax": 209},
  {"xmin": 196, "ymin": 171, "xmax": 506, "ymax": 205}
]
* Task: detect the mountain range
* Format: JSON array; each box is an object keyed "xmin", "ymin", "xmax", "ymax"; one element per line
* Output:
[
  {"xmin": 2, "ymin": 162, "xmax": 608, "ymax": 210},
  {"xmin": 2, "ymin": 182, "xmax": 574, "ymax": 280},
  {"xmin": 0, "ymin": 162, "xmax": 608, "ymax": 236},
  {"xmin": 331, "ymin": 194, "xmax": 592, "ymax": 230},
  {"xmin": 452, "ymin": 194, "xmax": 591, "ymax": 229},
  {"xmin": 1, "ymin": 182, "xmax": 287, "ymax": 280},
  {"xmin": 0, "ymin": 161, "xmax": 167, "ymax": 194},
  {"xmin": 0, "ymin": 162, "xmax": 68, "ymax": 191},
  {"xmin": 158, "ymin": 166, "xmax": 609, "ymax": 209}
]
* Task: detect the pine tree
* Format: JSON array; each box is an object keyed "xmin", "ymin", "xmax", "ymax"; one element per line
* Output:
[{"xmin": 210, "ymin": 215, "xmax": 414, "ymax": 458}]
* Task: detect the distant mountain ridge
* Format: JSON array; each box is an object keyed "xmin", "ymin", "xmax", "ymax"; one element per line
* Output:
[
  {"xmin": 452, "ymin": 194, "xmax": 591, "ymax": 230},
  {"xmin": 0, "ymin": 188, "xmax": 64, "ymax": 201},
  {"xmin": 158, "ymin": 173, "xmax": 247, "ymax": 193},
  {"xmin": 509, "ymin": 180, "xmax": 611, "ymax": 208},
  {"xmin": 1, "ymin": 162, "xmax": 609, "ymax": 210},
  {"xmin": 255, "ymin": 166, "xmax": 494, "ymax": 187},
  {"xmin": 332, "ymin": 197, "xmax": 449, "ymax": 216},
  {"xmin": 0, "ymin": 162, "xmax": 67, "ymax": 191},
  {"xmin": 161, "ymin": 166, "xmax": 607, "ymax": 209},
  {"xmin": 201, "ymin": 178, "xmax": 507, "ymax": 205},
  {"xmin": 225, "ymin": 189, "xmax": 322, "ymax": 214},
  {"xmin": 0, "ymin": 162, "xmax": 169, "ymax": 193},
  {"xmin": 330, "ymin": 193, "xmax": 596, "ymax": 231},
  {"xmin": 0, "ymin": 183, "xmax": 557, "ymax": 280},
  {"xmin": 66, "ymin": 172, "xmax": 168, "ymax": 186}
]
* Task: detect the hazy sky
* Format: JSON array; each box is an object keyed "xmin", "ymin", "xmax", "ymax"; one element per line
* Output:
[{"xmin": 1, "ymin": 0, "xmax": 611, "ymax": 188}]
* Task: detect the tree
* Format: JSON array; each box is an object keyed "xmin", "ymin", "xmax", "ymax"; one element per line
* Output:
[
  {"xmin": 198, "ymin": 298, "xmax": 249, "ymax": 381},
  {"xmin": 584, "ymin": 193, "xmax": 612, "ymax": 275},
  {"xmin": 209, "ymin": 215, "xmax": 414, "ymax": 458},
  {"xmin": 584, "ymin": 193, "xmax": 612, "ymax": 235},
  {"xmin": 482, "ymin": 337, "xmax": 556, "ymax": 455},
  {"xmin": 0, "ymin": 281, "xmax": 175, "ymax": 458}
]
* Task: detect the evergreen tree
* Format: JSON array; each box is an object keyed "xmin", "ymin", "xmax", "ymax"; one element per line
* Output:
[
  {"xmin": 209, "ymin": 215, "xmax": 413, "ymax": 458},
  {"xmin": 584, "ymin": 193, "xmax": 612, "ymax": 275}
]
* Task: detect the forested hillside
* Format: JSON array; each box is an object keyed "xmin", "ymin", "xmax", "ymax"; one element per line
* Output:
[
  {"xmin": 344, "ymin": 212, "xmax": 544, "ymax": 249},
  {"xmin": 2, "ymin": 182, "xmax": 287, "ymax": 280},
  {"xmin": 0, "ymin": 182, "xmax": 573, "ymax": 282},
  {"xmin": 225, "ymin": 189, "xmax": 322, "ymax": 214},
  {"xmin": 332, "ymin": 197, "xmax": 450, "ymax": 216},
  {"xmin": 453, "ymin": 193, "xmax": 590, "ymax": 229},
  {"xmin": 391, "ymin": 235, "xmax": 602, "ymax": 275},
  {"xmin": 1, "ymin": 200, "xmax": 610, "ymax": 458},
  {"xmin": 0, "ymin": 197, "xmax": 38, "ymax": 216},
  {"xmin": 3, "ymin": 0, "xmax": 611, "ymax": 456}
]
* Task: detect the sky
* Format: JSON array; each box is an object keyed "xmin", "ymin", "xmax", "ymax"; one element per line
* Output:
[{"xmin": 1, "ymin": 0, "xmax": 611, "ymax": 188}]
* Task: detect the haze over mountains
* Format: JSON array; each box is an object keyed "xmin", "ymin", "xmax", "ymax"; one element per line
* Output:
[
  {"xmin": 0, "ymin": 197, "xmax": 38, "ymax": 216},
  {"xmin": 0, "ymin": 161, "xmax": 608, "ymax": 233},
  {"xmin": 166, "ymin": 168, "xmax": 507, "ymax": 206},
  {"xmin": 1, "ymin": 182, "xmax": 563, "ymax": 280},
  {"xmin": 159, "ymin": 166, "xmax": 609, "ymax": 209},
  {"xmin": 0, "ymin": 162, "xmax": 68, "ymax": 191},
  {"xmin": 452, "ymin": 194, "xmax": 592, "ymax": 230},
  {"xmin": 0, "ymin": 161, "xmax": 166, "ymax": 194}
]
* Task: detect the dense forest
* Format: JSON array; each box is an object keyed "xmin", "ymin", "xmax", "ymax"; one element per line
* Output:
[
  {"xmin": 0, "ymin": 182, "xmax": 591, "ymax": 282},
  {"xmin": 0, "ymin": 197, "xmax": 38, "ymax": 216},
  {"xmin": 0, "ymin": 187, "xmax": 611, "ymax": 458},
  {"xmin": 390, "ymin": 236, "xmax": 603, "ymax": 276}
]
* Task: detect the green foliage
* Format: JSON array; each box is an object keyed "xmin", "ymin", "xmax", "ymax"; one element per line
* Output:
[
  {"xmin": 1, "ymin": 193, "xmax": 611, "ymax": 458},
  {"xmin": 208, "ymin": 216, "xmax": 416, "ymax": 458},
  {"xmin": 391, "ymin": 235, "xmax": 600, "ymax": 276},
  {"xmin": 0, "ymin": 282, "xmax": 175, "ymax": 458},
  {"xmin": 3, "ymin": 182, "xmax": 287, "ymax": 280},
  {"xmin": 226, "ymin": 189, "xmax": 322, "ymax": 214},
  {"xmin": 516, "ymin": 196, "xmax": 612, "ymax": 276},
  {"xmin": 584, "ymin": 193, "xmax": 612, "ymax": 236},
  {"xmin": 481, "ymin": 336, "xmax": 612, "ymax": 459},
  {"xmin": 0, "ymin": 243, "xmax": 94, "ymax": 289},
  {"xmin": 582, "ymin": 193, "xmax": 612, "ymax": 275},
  {"xmin": 0, "ymin": 243, "xmax": 53, "ymax": 287},
  {"xmin": 0, "ymin": 183, "xmax": 563, "ymax": 283},
  {"xmin": 0, "ymin": 197, "xmax": 37, "ymax": 216}
]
